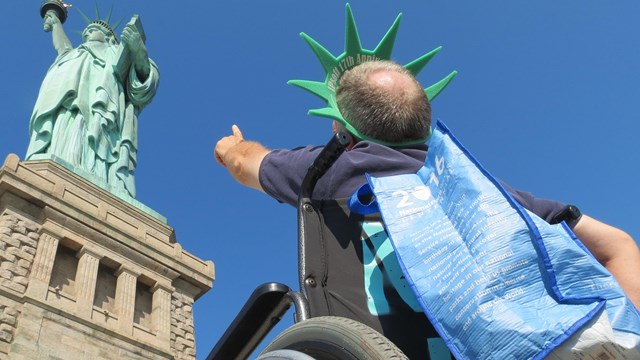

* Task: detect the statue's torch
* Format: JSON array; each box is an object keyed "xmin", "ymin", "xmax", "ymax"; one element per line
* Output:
[{"xmin": 40, "ymin": 0, "xmax": 72, "ymax": 24}]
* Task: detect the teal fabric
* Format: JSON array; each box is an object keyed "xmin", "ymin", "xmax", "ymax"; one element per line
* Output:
[
  {"xmin": 427, "ymin": 337, "xmax": 451, "ymax": 360},
  {"xmin": 362, "ymin": 221, "xmax": 421, "ymax": 315}
]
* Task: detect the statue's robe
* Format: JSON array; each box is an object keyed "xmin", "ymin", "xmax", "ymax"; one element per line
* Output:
[{"xmin": 27, "ymin": 40, "xmax": 160, "ymax": 198}]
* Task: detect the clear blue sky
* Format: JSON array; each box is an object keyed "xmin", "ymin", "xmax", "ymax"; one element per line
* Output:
[{"xmin": 2, "ymin": 1, "xmax": 639, "ymax": 359}]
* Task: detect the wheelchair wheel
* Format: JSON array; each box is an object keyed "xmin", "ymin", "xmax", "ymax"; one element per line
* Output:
[
  {"xmin": 259, "ymin": 316, "xmax": 408, "ymax": 360},
  {"xmin": 256, "ymin": 349, "xmax": 316, "ymax": 360}
]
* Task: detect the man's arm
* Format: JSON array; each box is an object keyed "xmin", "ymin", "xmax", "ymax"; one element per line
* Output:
[
  {"xmin": 573, "ymin": 214, "xmax": 640, "ymax": 309},
  {"xmin": 214, "ymin": 125, "xmax": 270, "ymax": 192}
]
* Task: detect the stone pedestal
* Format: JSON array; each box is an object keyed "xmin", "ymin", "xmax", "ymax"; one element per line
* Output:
[{"xmin": 0, "ymin": 154, "xmax": 215, "ymax": 360}]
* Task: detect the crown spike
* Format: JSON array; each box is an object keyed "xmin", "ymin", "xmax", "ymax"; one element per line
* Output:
[
  {"xmin": 112, "ymin": 17, "xmax": 125, "ymax": 31},
  {"xmin": 288, "ymin": 80, "xmax": 333, "ymax": 102},
  {"xmin": 425, "ymin": 71, "xmax": 458, "ymax": 101},
  {"xmin": 300, "ymin": 32, "xmax": 339, "ymax": 76},
  {"xmin": 105, "ymin": 5, "xmax": 113, "ymax": 23},
  {"xmin": 344, "ymin": 4, "xmax": 363, "ymax": 56},
  {"xmin": 309, "ymin": 107, "xmax": 343, "ymax": 121},
  {"xmin": 404, "ymin": 46, "xmax": 442, "ymax": 77},
  {"xmin": 77, "ymin": 7, "xmax": 92, "ymax": 25},
  {"xmin": 373, "ymin": 13, "xmax": 402, "ymax": 59},
  {"xmin": 94, "ymin": 2, "xmax": 100, "ymax": 21}
]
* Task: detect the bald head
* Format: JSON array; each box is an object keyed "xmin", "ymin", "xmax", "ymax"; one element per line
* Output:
[
  {"xmin": 336, "ymin": 60, "xmax": 431, "ymax": 144},
  {"xmin": 369, "ymin": 69, "xmax": 415, "ymax": 92}
]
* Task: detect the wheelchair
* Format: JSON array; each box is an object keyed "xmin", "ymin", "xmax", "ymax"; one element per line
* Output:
[{"xmin": 207, "ymin": 133, "xmax": 446, "ymax": 360}]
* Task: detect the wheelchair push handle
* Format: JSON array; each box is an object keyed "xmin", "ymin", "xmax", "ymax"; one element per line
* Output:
[{"xmin": 300, "ymin": 132, "xmax": 350, "ymax": 200}]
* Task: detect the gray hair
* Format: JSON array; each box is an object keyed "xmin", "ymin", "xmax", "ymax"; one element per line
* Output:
[{"xmin": 336, "ymin": 60, "xmax": 431, "ymax": 144}]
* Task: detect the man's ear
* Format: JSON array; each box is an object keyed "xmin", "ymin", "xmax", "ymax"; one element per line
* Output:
[{"xmin": 346, "ymin": 133, "xmax": 357, "ymax": 151}]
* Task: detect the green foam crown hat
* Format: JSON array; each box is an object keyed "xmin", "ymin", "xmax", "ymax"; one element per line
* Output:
[{"xmin": 288, "ymin": 4, "xmax": 457, "ymax": 146}]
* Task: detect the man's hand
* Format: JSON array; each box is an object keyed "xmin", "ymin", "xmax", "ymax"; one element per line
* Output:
[
  {"xmin": 214, "ymin": 125, "xmax": 270, "ymax": 192},
  {"xmin": 215, "ymin": 125, "xmax": 244, "ymax": 167}
]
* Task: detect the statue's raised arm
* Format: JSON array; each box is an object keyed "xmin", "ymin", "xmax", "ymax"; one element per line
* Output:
[{"xmin": 42, "ymin": 9, "xmax": 72, "ymax": 56}]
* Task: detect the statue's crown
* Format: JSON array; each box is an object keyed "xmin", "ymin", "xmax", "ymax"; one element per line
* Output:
[
  {"xmin": 78, "ymin": 5, "xmax": 123, "ymax": 43},
  {"xmin": 88, "ymin": 19, "xmax": 118, "ymax": 42}
]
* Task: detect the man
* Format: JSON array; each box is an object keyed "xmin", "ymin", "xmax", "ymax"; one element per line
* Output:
[
  {"xmin": 28, "ymin": 8, "xmax": 160, "ymax": 198},
  {"xmin": 215, "ymin": 60, "xmax": 640, "ymax": 357}
]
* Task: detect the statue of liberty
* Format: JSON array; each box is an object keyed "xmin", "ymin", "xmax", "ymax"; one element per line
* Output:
[{"xmin": 27, "ymin": 1, "xmax": 160, "ymax": 198}]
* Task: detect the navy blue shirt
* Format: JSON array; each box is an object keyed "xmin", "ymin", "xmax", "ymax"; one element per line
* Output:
[
  {"xmin": 260, "ymin": 140, "xmax": 575, "ymax": 359},
  {"xmin": 260, "ymin": 141, "xmax": 568, "ymax": 224}
]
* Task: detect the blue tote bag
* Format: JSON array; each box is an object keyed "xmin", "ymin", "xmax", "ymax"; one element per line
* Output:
[{"xmin": 349, "ymin": 121, "xmax": 640, "ymax": 359}]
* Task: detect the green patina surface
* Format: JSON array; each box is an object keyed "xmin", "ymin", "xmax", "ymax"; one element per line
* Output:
[
  {"xmin": 28, "ymin": 2, "xmax": 160, "ymax": 201},
  {"xmin": 30, "ymin": 153, "xmax": 167, "ymax": 223}
]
